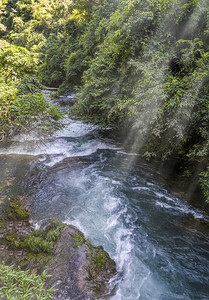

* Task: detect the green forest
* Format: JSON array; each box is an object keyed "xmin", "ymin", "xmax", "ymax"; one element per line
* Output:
[{"xmin": 1, "ymin": 0, "xmax": 209, "ymax": 204}]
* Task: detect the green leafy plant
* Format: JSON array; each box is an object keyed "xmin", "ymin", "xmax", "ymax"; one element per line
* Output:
[
  {"xmin": 23, "ymin": 220, "xmax": 65, "ymax": 253},
  {"xmin": 24, "ymin": 236, "xmax": 53, "ymax": 253},
  {"xmin": 45, "ymin": 229, "xmax": 61, "ymax": 242},
  {"xmin": 0, "ymin": 261, "xmax": 56, "ymax": 299}
]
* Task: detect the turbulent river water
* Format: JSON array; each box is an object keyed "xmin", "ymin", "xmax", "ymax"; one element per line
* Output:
[{"xmin": 0, "ymin": 95, "xmax": 209, "ymax": 300}]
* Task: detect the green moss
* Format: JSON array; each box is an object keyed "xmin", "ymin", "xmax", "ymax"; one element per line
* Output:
[
  {"xmin": 4, "ymin": 210, "xmax": 15, "ymax": 220},
  {"xmin": 87, "ymin": 248, "xmax": 113, "ymax": 281},
  {"xmin": 14, "ymin": 208, "xmax": 29, "ymax": 220},
  {"xmin": 4, "ymin": 234, "xmax": 26, "ymax": 249},
  {"xmin": 90, "ymin": 252, "xmax": 107, "ymax": 269},
  {"xmin": 3, "ymin": 201, "xmax": 29, "ymax": 221},
  {"xmin": 0, "ymin": 221, "xmax": 6, "ymax": 228},
  {"xmin": 73, "ymin": 234, "xmax": 85, "ymax": 247},
  {"xmin": 19, "ymin": 252, "xmax": 52, "ymax": 270},
  {"xmin": 9, "ymin": 202, "xmax": 21, "ymax": 209},
  {"xmin": 5, "ymin": 234, "xmax": 16, "ymax": 243}
]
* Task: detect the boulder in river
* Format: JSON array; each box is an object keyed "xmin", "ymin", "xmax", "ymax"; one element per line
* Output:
[
  {"xmin": 45, "ymin": 224, "xmax": 116, "ymax": 299},
  {"xmin": 0, "ymin": 196, "xmax": 117, "ymax": 299}
]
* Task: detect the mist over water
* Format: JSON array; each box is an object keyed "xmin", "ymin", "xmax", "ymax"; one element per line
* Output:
[{"xmin": 0, "ymin": 114, "xmax": 209, "ymax": 300}]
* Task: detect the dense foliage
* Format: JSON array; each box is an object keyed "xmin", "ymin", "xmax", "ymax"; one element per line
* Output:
[
  {"xmin": 0, "ymin": 41, "xmax": 62, "ymax": 140},
  {"xmin": 1, "ymin": 0, "xmax": 209, "ymax": 202}
]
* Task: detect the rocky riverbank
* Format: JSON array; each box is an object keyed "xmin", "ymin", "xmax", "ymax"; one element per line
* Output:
[{"xmin": 0, "ymin": 196, "xmax": 117, "ymax": 299}]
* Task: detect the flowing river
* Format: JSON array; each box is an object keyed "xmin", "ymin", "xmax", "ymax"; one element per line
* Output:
[{"xmin": 0, "ymin": 95, "xmax": 209, "ymax": 300}]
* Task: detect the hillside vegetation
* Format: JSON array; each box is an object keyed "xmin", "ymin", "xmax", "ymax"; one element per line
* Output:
[{"xmin": 1, "ymin": 0, "xmax": 209, "ymax": 203}]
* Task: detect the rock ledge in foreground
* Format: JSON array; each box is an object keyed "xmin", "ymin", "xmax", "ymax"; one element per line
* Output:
[{"xmin": 0, "ymin": 196, "xmax": 117, "ymax": 300}]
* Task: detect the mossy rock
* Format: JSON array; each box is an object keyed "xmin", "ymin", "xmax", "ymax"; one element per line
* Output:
[
  {"xmin": 9, "ymin": 202, "xmax": 21, "ymax": 209},
  {"xmin": 14, "ymin": 208, "xmax": 29, "ymax": 220},
  {"xmin": 88, "ymin": 245, "xmax": 116, "ymax": 281},
  {"xmin": 0, "ymin": 221, "xmax": 5, "ymax": 228},
  {"xmin": 17, "ymin": 252, "xmax": 53, "ymax": 274},
  {"xmin": 3, "ymin": 207, "xmax": 29, "ymax": 220},
  {"xmin": 44, "ymin": 225, "xmax": 117, "ymax": 300},
  {"xmin": 4, "ymin": 234, "xmax": 26, "ymax": 249},
  {"xmin": 2, "ymin": 201, "xmax": 29, "ymax": 221},
  {"xmin": 73, "ymin": 233, "xmax": 85, "ymax": 247},
  {"xmin": 90, "ymin": 251, "xmax": 108, "ymax": 269}
]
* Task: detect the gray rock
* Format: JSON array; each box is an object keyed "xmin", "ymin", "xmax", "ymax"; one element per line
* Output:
[{"xmin": 45, "ymin": 225, "xmax": 117, "ymax": 300}]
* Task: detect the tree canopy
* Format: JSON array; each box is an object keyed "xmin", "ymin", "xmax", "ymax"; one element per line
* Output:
[{"xmin": 0, "ymin": 44, "xmax": 35, "ymax": 83}]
